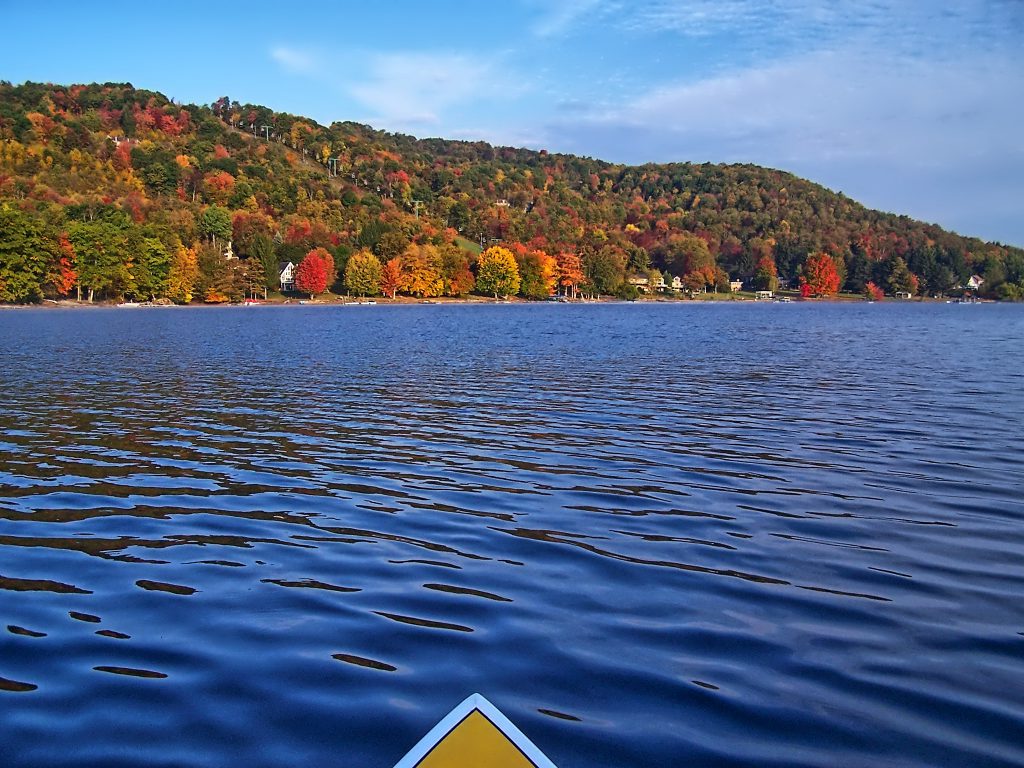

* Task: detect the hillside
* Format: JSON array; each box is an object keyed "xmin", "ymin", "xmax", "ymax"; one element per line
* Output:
[{"xmin": 1, "ymin": 80, "xmax": 1022, "ymax": 303}]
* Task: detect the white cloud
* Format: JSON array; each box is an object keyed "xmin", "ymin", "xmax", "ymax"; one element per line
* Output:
[
  {"xmin": 543, "ymin": 46, "xmax": 1024, "ymax": 243},
  {"xmin": 348, "ymin": 52, "xmax": 513, "ymax": 130},
  {"xmin": 270, "ymin": 46, "xmax": 320, "ymax": 76},
  {"xmin": 530, "ymin": 0, "xmax": 616, "ymax": 37}
]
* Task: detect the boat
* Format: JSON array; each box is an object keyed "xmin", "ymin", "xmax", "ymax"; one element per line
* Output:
[{"xmin": 394, "ymin": 693, "xmax": 557, "ymax": 768}]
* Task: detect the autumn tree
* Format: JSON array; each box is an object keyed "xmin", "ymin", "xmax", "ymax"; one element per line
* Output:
[
  {"xmin": 864, "ymin": 281, "xmax": 885, "ymax": 301},
  {"xmin": 166, "ymin": 244, "xmax": 199, "ymax": 303},
  {"xmin": 753, "ymin": 249, "xmax": 779, "ymax": 292},
  {"xmin": 659, "ymin": 232, "xmax": 715, "ymax": 278},
  {"xmin": 399, "ymin": 243, "xmax": 444, "ymax": 298},
  {"xmin": 46, "ymin": 233, "xmax": 78, "ymax": 297},
  {"xmin": 800, "ymin": 251, "xmax": 842, "ymax": 297},
  {"xmin": 380, "ymin": 257, "xmax": 402, "ymax": 299},
  {"xmin": 344, "ymin": 249, "xmax": 382, "ymax": 297},
  {"xmin": 476, "ymin": 245, "xmax": 520, "ymax": 299},
  {"xmin": 517, "ymin": 249, "xmax": 558, "ymax": 299},
  {"xmin": 556, "ymin": 251, "xmax": 585, "ymax": 299},
  {"xmin": 295, "ymin": 247, "xmax": 334, "ymax": 298},
  {"xmin": 438, "ymin": 243, "xmax": 475, "ymax": 296}
]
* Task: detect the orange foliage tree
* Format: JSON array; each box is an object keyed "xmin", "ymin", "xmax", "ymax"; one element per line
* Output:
[
  {"xmin": 380, "ymin": 257, "xmax": 402, "ymax": 299},
  {"xmin": 556, "ymin": 251, "xmax": 585, "ymax": 298}
]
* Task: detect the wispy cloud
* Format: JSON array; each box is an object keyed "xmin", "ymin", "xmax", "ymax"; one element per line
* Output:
[
  {"xmin": 626, "ymin": 0, "xmax": 1023, "ymax": 52},
  {"xmin": 348, "ymin": 52, "xmax": 514, "ymax": 130},
  {"xmin": 530, "ymin": 0, "xmax": 617, "ymax": 37},
  {"xmin": 270, "ymin": 46, "xmax": 321, "ymax": 76},
  {"xmin": 543, "ymin": 43, "xmax": 1024, "ymax": 242}
]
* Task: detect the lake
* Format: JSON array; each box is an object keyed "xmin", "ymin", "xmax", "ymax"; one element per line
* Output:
[{"xmin": 1, "ymin": 302, "xmax": 1023, "ymax": 767}]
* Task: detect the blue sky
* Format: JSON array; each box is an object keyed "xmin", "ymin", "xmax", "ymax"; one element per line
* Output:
[{"xmin": 2, "ymin": 0, "xmax": 1022, "ymax": 245}]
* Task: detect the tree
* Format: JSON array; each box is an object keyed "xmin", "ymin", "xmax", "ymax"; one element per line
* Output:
[
  {"xmin": 199, "ymin": 205, "xmax": 232, "ymax": 247},
  {"xmin": 295, "ymin": 247, "xmax": 334, "ymax": 298},
  {"xmin": 800, "ymin": 251, "xmax": 841, "ymax": 297},
  {"xmin": 380, "ymin": 257, "xmax": 402, "ymax": 299},
  {"xmin": 399, "ymin": 243, "xmax": 444, "ymax": 298},
  {"xmin": 438, "ymin": 244, "xmax": 475, "ymax": 296},
  {"xmin": 864, "ymin": 281, "xmax": 885, "ymax": 301},
  {"xmin": 660, "ymin": 232, "xmax": 714, "ymax": 277},
  {"xmin": 556, "ymin": 251, "xmax": 585, "ymax": 298},
  {"xmin": 133, "ymin": 235, "xmax": 170, "ymax": 300},
  {"xmin": 753, "ymin": 250, "xmax": 779, "ymax": 292},
  {"xmin": 0, "ymin": 206, "xmax": 50, "ymax": 302},
  {"xmin": 887, "ymin": 256, "xmax": 916, "ymax": 295},
  {"xmin": 166, "ymin": 244, "xmax": 198, "ymax": 303},
  {"xmin": 517, "ymin": 249, "xmax": 558, "ymax": 299},
  {"xmin": 584, "ymin": 245, "xmax": 625, "ymax": 295},
  {"xmin": 344, "ymin": 249, "xmax": 382, "ymax": 297},
  {"xmin": 47, "ymin": 233, "xmax": 78, "ymax": 297},
  {"xmin": 250, "ymin": 235, "xmax": 277, "ymax": 294},
  {"xmin": 69, "ymin": 219, "xmax": 133, "ymax": 301},
  {"xmin": 476, "ymin": 245, "xmax": 520, "ymax": 298}
]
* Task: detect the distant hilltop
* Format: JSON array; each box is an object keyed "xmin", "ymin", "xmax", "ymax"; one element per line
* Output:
[{"xmin": 1, "ymin": 80, "xmax": 1021, "ymax": 304}]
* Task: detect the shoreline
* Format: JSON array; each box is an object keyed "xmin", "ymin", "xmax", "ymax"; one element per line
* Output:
[{"xmin": 0, "ymin": 294, "xmax": 992, "ymax": 310}]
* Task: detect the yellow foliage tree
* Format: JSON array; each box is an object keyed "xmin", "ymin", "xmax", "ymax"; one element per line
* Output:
[
  {"xmin": 476, "ymin": 246, "xmax": 520, "ymax": 299},
  {"xmin": 166, "ymin": 244, "xmax": 198, "ymax": 304}
]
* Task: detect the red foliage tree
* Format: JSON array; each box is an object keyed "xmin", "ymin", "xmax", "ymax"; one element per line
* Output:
[
  {"xmin": 800, "ymin": 251, "xmax": 841, "ymax": 297},
  {"xmin": 51, "ymin": 233, "xmax": 77, "ymax": 296},
  {"xmin": 295, "ymin": 247, "xmax": 335, "ymax": 298},
  {"xmin": 864, "ymin": 281, "xmax": 885, "ymax": 301}
]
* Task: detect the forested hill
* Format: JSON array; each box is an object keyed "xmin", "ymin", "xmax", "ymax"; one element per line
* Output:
[{"xmin": 1, "ymin": 80, "xmax": 1022, "ymax": 303}]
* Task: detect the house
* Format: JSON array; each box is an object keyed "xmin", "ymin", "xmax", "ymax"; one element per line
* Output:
[
  {"xmin": 756, "ymin": 290, "xmax": 774, "ymax": 301},
  {"xmin": 627, "ymin": 275, "xmax": 667, "ymax": 293},
  {"xmin": 669, "ymin": 276, "xmax": 683, "ymax": 292},
  {"xmin": 279, "ymin": 262, "xmax": 296, "ymax": 292},
  {"xmin": 895, "ymin": 291, "xmax": 912, "ymax": 299},
  {"xmin": 729, "ymin": 280, "xmax": 743, "ymax": 292},
  {"xmin": 967, "ymin": 275, "xmax": 985, "ymax": 291}
]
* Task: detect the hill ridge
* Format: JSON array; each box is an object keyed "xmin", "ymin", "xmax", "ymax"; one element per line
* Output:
[{"xmin": 1, "ymin": 80, "xmax": 1021, "ymax": 303}]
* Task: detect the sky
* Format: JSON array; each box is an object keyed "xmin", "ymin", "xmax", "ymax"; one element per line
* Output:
[{"xmin": 2, "ymin": 0, "xmax": 1022, "ymax": 245}]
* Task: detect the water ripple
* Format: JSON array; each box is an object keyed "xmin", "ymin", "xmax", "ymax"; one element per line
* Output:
[{"xmin": 1, "ymin": 303, "xmax": 1023, "ymax": 767}]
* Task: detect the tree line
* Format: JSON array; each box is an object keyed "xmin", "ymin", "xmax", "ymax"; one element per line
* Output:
[{"xmin": 1, "ymin": 81, "xmax": 1022, "ymax": 305}]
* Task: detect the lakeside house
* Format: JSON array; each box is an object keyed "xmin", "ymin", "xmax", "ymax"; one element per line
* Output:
[
  {"xmin": 279, "ymin": 262, "xmax": 296, "ymax": 292},
  {"xmin": 730, "ymin": 280, "xmax": 743, "ymax": 292},
  {"xmin": 756, "ymin": 290, "xmax": 774, "ymax": 300},
  {"xmin": 967, "ymin": 275, "xmax": 985, "ymax": 291},
  {"xmin": 627, "ymin": 275, "xmax": 668, "ymax": 293},
  {"xmin": 895, "ymin": 291, "xmax": 912, "ymax": 299}
]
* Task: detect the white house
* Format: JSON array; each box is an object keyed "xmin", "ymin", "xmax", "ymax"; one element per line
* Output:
[
  {"xmin": 967, "ymin": 274, "xmax": 985, "ymax": 290},
  {"xmin": 279, "ymin": 262, "xmax": 296, "ymax": 292},
  {"xmin": 729, "ymin": 279, "xmax": 743, "ymax": 292}
]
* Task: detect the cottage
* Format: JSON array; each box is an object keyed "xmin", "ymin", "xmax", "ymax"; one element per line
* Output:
[
  {"xmin": 756, "ymin": 290, "xmax": 774, "ymax": 301},
  {"xmin": 967, "ymin": 275, "xmax": 985, "ymax": 291},
  {"xmin": 895, "ymin": 291, "xmax": 912, "ymax": 299},
  {"xmin": 627, "ymin": 276, "xmax": 649, "ymax": 289},
  {"xmin": 279, "ymin": 262, "xmax": 296, "ymax": 292},
  {"xmin": 729, "ymin": 280, "xmax": 743, "ymax": 293}
]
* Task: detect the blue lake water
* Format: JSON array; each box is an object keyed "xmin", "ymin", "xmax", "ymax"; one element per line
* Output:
[{"xmin": 1, "ymin": 302, "xmax": 1023, "ymax": 767}]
